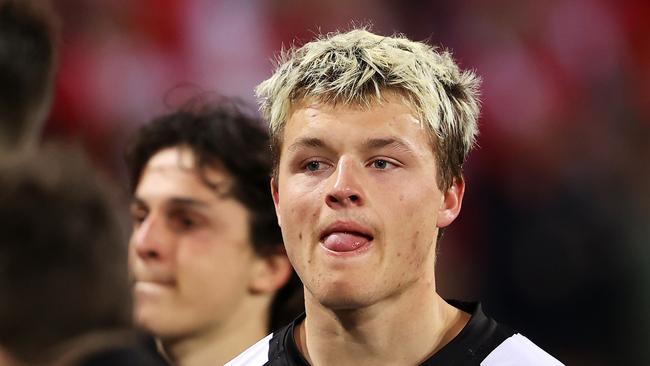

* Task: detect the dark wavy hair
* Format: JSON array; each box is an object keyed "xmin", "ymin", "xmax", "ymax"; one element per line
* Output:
[{"xmin": 124, "ymin": 97, "xmax": 303, "ymax": 331}]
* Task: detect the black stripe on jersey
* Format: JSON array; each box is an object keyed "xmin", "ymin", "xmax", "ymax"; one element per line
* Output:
[{"xmin": 262, "ymin": 301, "xmax": 515, "ymax": 366}]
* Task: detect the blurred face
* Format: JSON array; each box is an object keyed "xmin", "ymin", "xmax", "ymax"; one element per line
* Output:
[
  {"xmin": 272, "ymin": 95, "xmax": 463, "ymax": 309},
  {"xmin": 129, "ymin": 147, "xmax": 260, "ymax": 339}
]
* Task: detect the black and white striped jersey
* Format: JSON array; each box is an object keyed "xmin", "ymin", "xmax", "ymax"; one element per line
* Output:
[{"xmin": 226, "ymin": 302, "xmax": 563, "ymax": 366}]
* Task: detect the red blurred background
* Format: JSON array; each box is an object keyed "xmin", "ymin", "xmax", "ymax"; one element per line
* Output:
[{"xmin": 43, "ymin": 0, "xmax": 650, "ymax": 364}]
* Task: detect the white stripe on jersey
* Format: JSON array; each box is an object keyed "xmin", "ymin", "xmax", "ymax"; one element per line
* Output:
[
  {"xmin": 481, "ymin": 333, "xmax": 564, "ymax": 366},
  {"xmin": 225, "ymin": 333, "xmax": 272, "ymax": 366}
]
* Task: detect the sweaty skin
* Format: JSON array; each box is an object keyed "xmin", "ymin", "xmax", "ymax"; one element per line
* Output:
[{"xmin": 272, "ymin": 94, "xmax": 469, "ymax": 365}]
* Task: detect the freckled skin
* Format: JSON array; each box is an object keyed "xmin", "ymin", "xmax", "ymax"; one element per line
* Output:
[
  {"xmin": 268, "ymin": 91, "xmax": 472, "ymax": 366},
  {"xmin": 273, "ymin": 97, "xmax": 448, "ymax": 310}
]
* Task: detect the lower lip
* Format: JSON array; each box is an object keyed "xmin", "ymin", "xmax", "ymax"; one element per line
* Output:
[{"xmin": 134, "ymin": 281, "xmax": 174, "ymax": 296}]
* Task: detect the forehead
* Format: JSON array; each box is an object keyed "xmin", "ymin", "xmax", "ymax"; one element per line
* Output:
[
  {"xmin": 135, "ymin": 147, "xmax": 230, "ymax": 201},
  {"xmin": 288, "ymin": 90, "xmax": 418, "ymax": 121},
  {"xmin": 145, "ymin": 146, "xmax": 195, "ymax": 171},
  {"xmin": 282, "ymin": 94, "xmax": 435, "ymax": 154}
]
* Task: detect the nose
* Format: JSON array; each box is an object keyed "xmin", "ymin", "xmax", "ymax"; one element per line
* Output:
[
  {"xmin": 131, "ymin": 214, "xmax": 169, "ymax": 261},
  {"xmin": 325, "ymin": 157, "xmax": 365, "ymax": 208}
]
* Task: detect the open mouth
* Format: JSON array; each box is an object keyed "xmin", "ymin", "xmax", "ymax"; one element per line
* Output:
[{"xmin": 319, "ymin": 222, "xmax": 374, "ymax": 253}]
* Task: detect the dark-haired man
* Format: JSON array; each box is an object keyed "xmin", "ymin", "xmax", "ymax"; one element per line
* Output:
[{"xmin": 125, "ymin": 100, "xmax": 303, "ymax": 365}]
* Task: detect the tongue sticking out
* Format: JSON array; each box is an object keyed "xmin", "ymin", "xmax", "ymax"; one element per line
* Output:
[{"xmin": 322, "ymin": 232, "xmax": 371, "ymax": 252}]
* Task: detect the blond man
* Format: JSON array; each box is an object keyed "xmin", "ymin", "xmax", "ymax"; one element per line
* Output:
[{"xmin": 229, "ymin": 29, "xmax": 563, "ymax": 366}]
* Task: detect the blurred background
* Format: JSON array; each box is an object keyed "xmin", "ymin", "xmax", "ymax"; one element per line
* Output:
[{"xmin": 42, "ymin": 0, "xmax": 649, "ymax": 364}]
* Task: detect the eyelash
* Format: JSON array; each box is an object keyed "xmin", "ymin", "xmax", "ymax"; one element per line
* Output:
[
  {"xmin": 169, "ymin": 211, "xmax": 201, "ymax": 231},
  {"xmin": 299, "ymin": 158, "xmax": 330, "ymax": 173},
  {"xmin": 305, "ymin": 160, "xmax": 321, "ymax": 172},
  {"xmin": 369, "ymin": 158, "xmax": 396, "ymax": 170},
  {"xmin": 129, "ymin": 208, "xmax": 202, "ymax": 232},
  {"xmin": 300, "ymin": 157, "xmax": 400, "ymax": 173},
  {"xmin": 176, "ymin": 218, "xmax": 194, "ymax": 230},
  {"xmin": 130, "ymin": 209, "xmax": 147, "ymax": 226}
]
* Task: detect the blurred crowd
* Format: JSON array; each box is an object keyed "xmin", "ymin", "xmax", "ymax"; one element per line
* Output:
[{"xmin": 3, "ymin": 0, "xmax": 649, "ymax": 364}]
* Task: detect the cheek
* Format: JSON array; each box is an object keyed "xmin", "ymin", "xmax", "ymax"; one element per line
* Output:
[
  {"xmin": 176, "ymin": 242, "xmax": 253, "ymax": 304},
  {"xmin": 177, "ymin": 233, "xmax": 250, "ymax": 278},
  {"xmin": 386, "ymin": 191, "xmax": 438, "ymax": 251},
  {"xmin": 278, "ymin": 183, "xmax": 323, "ymax": 268},
  {"xmin": 280, "ymin": 181, "xmax": 322, "ymax": 228},
  {"xmin": 405, "ymin": 184, "xmax": 440, "ymax": 223}
]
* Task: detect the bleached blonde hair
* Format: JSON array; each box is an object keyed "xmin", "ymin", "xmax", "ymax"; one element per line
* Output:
[{"xmin": 256, "ymin": 28, "xmax": 481, "ymax": 189}]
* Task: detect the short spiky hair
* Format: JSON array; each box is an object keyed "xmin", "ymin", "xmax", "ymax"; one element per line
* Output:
[{"xmin": 256, "ymin": 28, "xmax": 481, "ymax": 189}]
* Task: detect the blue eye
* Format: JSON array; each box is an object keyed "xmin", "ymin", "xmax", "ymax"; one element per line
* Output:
[
  {"xmin": 306, "ymin": 161, "xmax": 321, "ymax": 171},
  {"xmin": 372, "ymin": 159, "xmax": 388, "ymax": 169}
]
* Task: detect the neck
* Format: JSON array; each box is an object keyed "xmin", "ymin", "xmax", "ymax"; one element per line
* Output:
[
  {"xmin": 297, "ymin": 279, "xmax": 469, "ymax": 366},
  {"xmin": 162, "ymin": 298, "xmax": 271, "ymax": 366}
]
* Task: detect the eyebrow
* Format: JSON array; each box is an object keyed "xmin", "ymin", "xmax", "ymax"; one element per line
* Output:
[
  {"xmin": 287, "ymin": 137, "xmax": 332, "ymax": 153},
  {"xmin": 286, "ymin": 136, "xmax": 418, "ymax": 156},
  {"xmin": 360, "ymin": 137, "xmax": 416, "ymax": 154},
  {"xmin": 131, "ymin": 196, "xmax": 211, "ymax": 210}
]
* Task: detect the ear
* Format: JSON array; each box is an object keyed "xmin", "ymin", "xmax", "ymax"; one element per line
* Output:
[
  {"xmin": 270, "ymin": 177, "xmax": 281, "ymax": 227},
  {"xmin": 248, "ymin": 247, "xmax": 293, "ymax": 295},
  {"xmin": 436, "ymin": 177, "xmax": 465, "ymax": 228}
]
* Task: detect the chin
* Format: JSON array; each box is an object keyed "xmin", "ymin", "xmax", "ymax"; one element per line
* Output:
[
  {"xmin": 136, "ymin": 317, "xmax": 189, "ymax": 342},
  {"xmin": 134, "ymin": 306, "xmax": 159, "ymax": 331},
  {"xmin": 320, "ymin": 298, "xmax": 369, "ymax": 311},
  {"xmin": 134, "ymin": 306, "xmax": 172, "ymax": 335},
  {"xmin": 313, "ymin": 284, "xmax": 376, "ymax": 310}
]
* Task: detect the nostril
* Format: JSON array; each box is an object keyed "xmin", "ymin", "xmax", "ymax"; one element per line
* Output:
[
  {"xmin": 327, "ymin": 194, "xmax": 340, "ymax": 204},
  {"xmin": 326, "ymin": 190, "xmax": 363, "ymax": 207},
  {"xmin": 135, "ymin": 245, "xmax": 159, "ymax": 260},
  {"xmin": 144, "ymin": 249, "xmax": 160, "ymax": 260}
]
